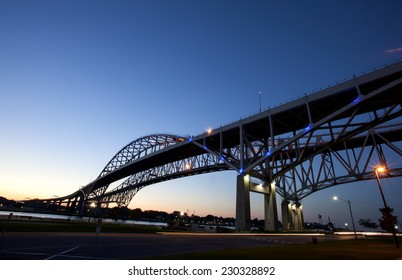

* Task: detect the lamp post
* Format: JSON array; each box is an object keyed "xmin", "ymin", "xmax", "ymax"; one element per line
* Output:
[
  {"xmin": 333, "ymin": 196, "xmax": 358, "ymax": 239},
  {"xmin": 374, "ymin": 167, "xmax": 390, "ymax": 209},
  {"xmin": 374, "ymin": 166, "xmax": 400, "ymax": 248}
]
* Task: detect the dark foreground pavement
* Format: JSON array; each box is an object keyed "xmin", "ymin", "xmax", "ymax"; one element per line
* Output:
[{"xmin": 0, "ymin": 232, "xmax": 337, "ymax": 260}]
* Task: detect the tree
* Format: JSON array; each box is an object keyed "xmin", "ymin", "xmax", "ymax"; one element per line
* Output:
[
  {"xmin": 378, "ymin": 207, "xmax": 398, "ymax": 232},
  {"xmin": 129, "ymin": 208, "xmax": 143, "ymax": 220},
  {"xmin": 204, "ymin": 214, "xmax": 217, "ymax": 223},
  {"xmin": 108, "ymin": 206, "xmax": 129, "ymax": 220},
  {"xmin": 358, "ymin": 218, "xmax": 378, "ymax": 231}
]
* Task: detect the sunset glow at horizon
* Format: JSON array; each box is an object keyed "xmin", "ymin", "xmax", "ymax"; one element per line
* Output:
[{"xmin": 1, "ymin": 0, "xmax": 402, "ymax": 224}]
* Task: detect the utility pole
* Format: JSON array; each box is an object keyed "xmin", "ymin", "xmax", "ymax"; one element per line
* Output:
[{"xmin": 374, "ymin": 167, "xmax": 400, "ymax": 248}]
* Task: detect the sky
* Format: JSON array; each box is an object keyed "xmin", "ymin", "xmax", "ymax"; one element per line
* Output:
[{"xmin": 1, "ymin": 0, "xmax": 402, "ymax": 229}]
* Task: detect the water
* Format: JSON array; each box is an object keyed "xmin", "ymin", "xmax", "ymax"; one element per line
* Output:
[{"xmin": 0, "ymin": 210, "xmax": 168, "ymax": 227}]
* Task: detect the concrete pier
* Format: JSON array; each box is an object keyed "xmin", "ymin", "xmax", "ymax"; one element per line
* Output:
[
  {"xmin": 264, "ymin": 182, "xmax": 278, "ymax": 231},
  {"xmin": 235, "ymin": 174, "xmax": 251, "ymax": 232}
]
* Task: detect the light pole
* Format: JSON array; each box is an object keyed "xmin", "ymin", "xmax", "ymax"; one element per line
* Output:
[
  {"xmin": 374, "ymin": 166, "xmax": 400, "ymax": 248},
  {"xmin": 333, "ymin": 196, "xmax": 358, "ymax": 239},
  {"xmin": 374, "ymin": 167, "xmax": 389, "ymax": 209}
]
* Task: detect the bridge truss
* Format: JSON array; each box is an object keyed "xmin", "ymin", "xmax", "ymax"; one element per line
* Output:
[{"xmin": 31, "ymin": 61, "xmax": 402, "ymax": 232}]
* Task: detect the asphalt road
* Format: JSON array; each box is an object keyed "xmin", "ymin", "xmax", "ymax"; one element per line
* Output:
[{"xmin": 0, "ymin": 232, "xmax": 339, "ymax": 260}]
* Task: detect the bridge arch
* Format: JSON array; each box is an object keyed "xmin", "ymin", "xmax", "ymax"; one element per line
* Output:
[{"xmin": 99, "ymin": 134, "xmax": 189, "ymax": 177}]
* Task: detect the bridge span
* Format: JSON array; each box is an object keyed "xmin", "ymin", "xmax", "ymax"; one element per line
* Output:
[{"xmin": 31, "ymin": 61, "xmax": 402, "ymax": 232}]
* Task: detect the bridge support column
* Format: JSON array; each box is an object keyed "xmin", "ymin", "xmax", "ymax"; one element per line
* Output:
[
  {"xmin": 281, "ymin": 200, "xmax": 294, "ymax": 231},
  {"xmin": 68, "ymin": 197, "xmax": 77, "ymax": 213},
  {"xmin": 66, "ymin": 198, "xmax": 71, "ymax": 208},
  {"xmin": 78, "ymin": 196, "xmax": 87, "ymax": 215},
  {"xmin": 292, "ymin": 202, "xmax": 304, "ymax": 231},
  {"xmin": 95, "ymin": 200, "xmax": 102, "ymax": 217},
  {"xmin": 264, "ymin": 182, "xmax": 278, "ymax": 231},
  {"xmin": 235, "ymin": 174, "xmax": 251, "ymax": 232}
]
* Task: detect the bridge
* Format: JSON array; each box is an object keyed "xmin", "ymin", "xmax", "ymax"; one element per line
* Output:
[{"xmin": 32, "ymin": 61, "xmax": 402, "ymax": 232}]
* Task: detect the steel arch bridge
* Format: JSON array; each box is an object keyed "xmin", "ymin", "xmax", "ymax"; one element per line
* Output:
[{"xmin": 35, "ymin": 61, "xmax": 402, "ymax": 232}]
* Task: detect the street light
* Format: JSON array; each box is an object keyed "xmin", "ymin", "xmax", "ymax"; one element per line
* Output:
[
  {"xmin": 374, "ymin": 166, "xmax": 400, "ymax": 248},
  {"xmin": 333, "ymin": 196, "xmax": 358, "ymax": 239}
]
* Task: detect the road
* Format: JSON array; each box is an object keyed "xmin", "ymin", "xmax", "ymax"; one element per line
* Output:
[{"xmin": 0, "ymin": 232, "xmax": 340, "ymax": 260}]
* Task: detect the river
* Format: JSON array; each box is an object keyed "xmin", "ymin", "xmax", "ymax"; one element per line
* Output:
[{"xmin": 0, "ymin": 209, "xmax": 168, "ymax": 227}]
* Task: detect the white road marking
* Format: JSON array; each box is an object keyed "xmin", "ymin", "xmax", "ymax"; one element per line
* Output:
[
  {"xmin": 2, "ymin": 249, "xmax": 112, "ymax": 260},
  {"xmin": 45, "ymin": 246, "xmax": 80, "ymax": 260},
  {"xmin": 2, "ymin": 250, "xmax": 48, "ymax": 256}
]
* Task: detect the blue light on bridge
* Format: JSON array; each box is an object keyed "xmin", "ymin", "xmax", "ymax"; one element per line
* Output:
[
  {"xmin": 304, "ymin": 124, "xmax": 312, "ymax": 132},
  {"xmin": 188, "ymin": 136, "xmax": 193, "ymax": 142},
  {"xmin": 353, "ymin": 96, "xmax": 360, "ymax": 103},
  {"xmin": 265, "ymin": 150, "xmax": 272, "ymax": 157},
  {"xmin": 239, "ymin": 168, "xmax": 244, "ymax": 174}
]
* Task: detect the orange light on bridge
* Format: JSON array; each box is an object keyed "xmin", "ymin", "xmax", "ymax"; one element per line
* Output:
[
  {"xmin": 375, "ymin": 166, "xmax": 386, "ymax": 173},
  {"xmin": 207, "ymin": 128, "xmax": 212, "ymax": 134}
]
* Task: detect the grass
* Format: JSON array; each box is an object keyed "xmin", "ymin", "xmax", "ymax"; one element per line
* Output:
[{"xmin": 152, "ymin": 239, "xmax": 402, "ymax": 260}]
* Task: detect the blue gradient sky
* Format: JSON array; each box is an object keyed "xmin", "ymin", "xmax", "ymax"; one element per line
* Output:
[{"xmin": 1, "ymin": 0, "xmax": 402, "ymax": 228}]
